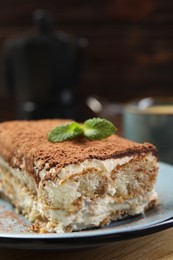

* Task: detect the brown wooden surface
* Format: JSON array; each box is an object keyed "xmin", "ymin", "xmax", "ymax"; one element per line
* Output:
[{"xmin": 0, "ymin": 227, "xmax": 173, "ymax": 259}]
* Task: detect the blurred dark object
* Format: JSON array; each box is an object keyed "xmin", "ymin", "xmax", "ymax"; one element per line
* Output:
[{"xmin": 3, "ymin": 10, "xmax": 87, "ymax": 120}]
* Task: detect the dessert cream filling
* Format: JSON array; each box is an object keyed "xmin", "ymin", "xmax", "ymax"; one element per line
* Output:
[
  {"xmin": 0, "ymin": 158, "xmax": 158, "ymax": 233},
  {"xmin": 0, "ymin": 157, "xmax": 37, "ymax": 192},
  {"xmin": 0, "ymin": 152, "xmax": 156, "ymax": 187},
  {"xmin": 0, "ymin": 153, "xmax": 158, "ymax": 233},
  {"xmin": 43, "ymin": 189, "xmax": 158, "ymax": 233},
  {"xmin": 35, "ymin": 156, "xmax": 135, "ymax": 181},
  {"xmin": 0, "ymin": 155, "xmax": 136, "ymax": 189}
]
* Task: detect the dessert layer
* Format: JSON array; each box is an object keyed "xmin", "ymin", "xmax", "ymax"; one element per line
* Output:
[
  {"xmin": 0, "ymin": 120, "xmax": 157, "ymax": 185},
  {"xmin": 0, "ymin": 151, "xmax": 158, "ymax": 233}
]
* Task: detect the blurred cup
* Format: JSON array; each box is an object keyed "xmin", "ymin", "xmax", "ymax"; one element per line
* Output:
[{"xmin": 123, "ymin": 97, "xmax": 173, "ymax": 164}]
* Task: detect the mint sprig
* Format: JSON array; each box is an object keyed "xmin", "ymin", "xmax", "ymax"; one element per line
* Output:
[
  {"xmin": 48, "ymin": 122, "xmax": 83, "ymax": 142},
  {"xmin": 83, "ymin": 118, "xmax": 117, "ymax": 140},
  {"xmin": 48, "ymin": 118, "xmax": 117, "ymax": 142}
]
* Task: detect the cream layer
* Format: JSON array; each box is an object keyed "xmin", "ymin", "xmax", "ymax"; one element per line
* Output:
[{"xmin": 0, "ymin": 153, "xmax": 158, "ymax": 233}]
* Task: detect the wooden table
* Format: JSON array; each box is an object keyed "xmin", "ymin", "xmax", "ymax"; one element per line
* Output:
[{"xmin": 0, "ymin": 227, "xmax": 173, "ymax": 260}]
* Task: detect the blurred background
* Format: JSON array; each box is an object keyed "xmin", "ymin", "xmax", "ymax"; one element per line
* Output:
[{"xmin": 0, "ymin": 0, "xmax": 173, "ymax": 122}]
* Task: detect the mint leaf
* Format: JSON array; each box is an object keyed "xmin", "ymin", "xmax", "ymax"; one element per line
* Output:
[
  {"xmin": 48, "ymin": 118, "xmax": 118, "ymax": 142},
  {"xmin": 48, "ymin": 122, "xmax": 83, "ymax": 142},
  {"xmin": 83, "ymin": 118, "xmax": 117, "ymax": 140}
]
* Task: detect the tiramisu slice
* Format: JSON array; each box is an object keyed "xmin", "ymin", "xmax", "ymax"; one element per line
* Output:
[{"xmin": 0, "ymin": 119, "xmax": 159, "ymax": 233}]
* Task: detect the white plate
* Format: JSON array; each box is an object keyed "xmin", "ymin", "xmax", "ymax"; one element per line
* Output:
[{"xmin": 0, "ymin": 162, "xmax": 173, "ymax": 251}]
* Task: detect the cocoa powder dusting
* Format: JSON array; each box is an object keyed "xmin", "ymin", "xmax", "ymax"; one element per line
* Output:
[
  {"xmin": 0, "ymin": 210, "xmax": 32, "ymax": 233},
  {"xmin": 0, "ymin": 119, "xmax": 158, "ymax": 184}
]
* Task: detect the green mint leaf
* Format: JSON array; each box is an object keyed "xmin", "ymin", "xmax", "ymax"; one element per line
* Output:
[
  {"xmin": 48, "ymin": 118, "xmax": 118, "ymax": 142},
  {"xmin": 83, "ymin": 118, "xmax": 117, "ymax": 140},
  {"xmin": 48, "ymin": 122, "xmax": 83, "ymax": 142}
]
